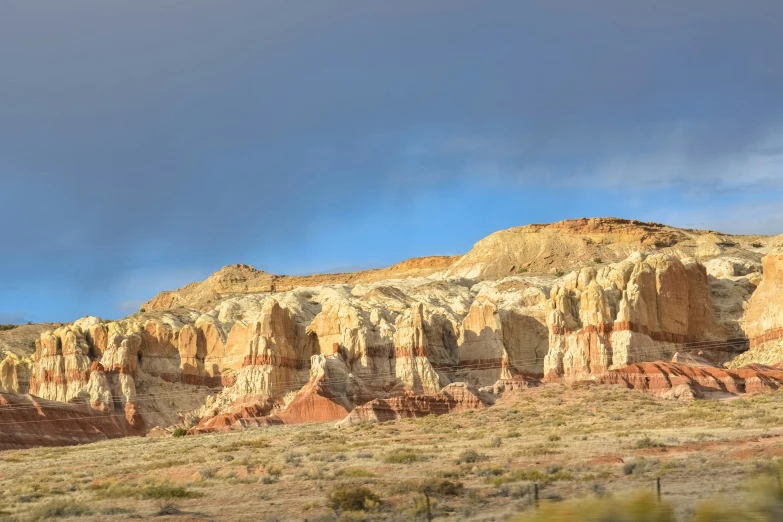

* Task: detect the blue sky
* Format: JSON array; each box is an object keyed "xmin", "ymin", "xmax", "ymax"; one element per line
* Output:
[{"xmin": 1, "ymin": 1, "xmax": 782, "ymax": 323}]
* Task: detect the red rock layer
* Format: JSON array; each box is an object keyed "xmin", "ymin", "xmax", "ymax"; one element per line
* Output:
[
  {"xmin": 0, "ymin": 393, "xmax": 141, "ymax": 450},
  {"xmin": 338, "ymin": 383, "xmax": 491, "ymax": 426},
  {"xmin": 594, "ymin": 362, "xmax": 783, "ymax": 394},
  {"xmin": 749, "ymin": 327, "xmax": 783, "ymax": 349},
  {"xmin": 242, "ymin": 354, "xmax": 309, "ymax": 369},
  {"xmin": 550, "ymin": 321, "xmax": 691, "ymax": 345},
  {"xmin": 188, "ymin": 403, "xmax": 279, "ymax": 435}
]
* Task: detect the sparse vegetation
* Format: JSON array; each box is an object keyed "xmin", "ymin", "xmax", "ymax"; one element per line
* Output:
[
  {"xmin": 27, "ymin": 500, "xmax": 93, "ymax": 519},
  {"xmin": 3, "ymin": 385, "xmax": 783, "ymax": 519},
  {"xmin": 0, "ymin": 324, "xmax": 17, "ymax": 331},
  {"xmin": 172, "ymin": 428, "xmax": 188, "ymax": 437},
  {"xmin": 555, "ymin": 270, "xmax": 565, "ymax": 277}
]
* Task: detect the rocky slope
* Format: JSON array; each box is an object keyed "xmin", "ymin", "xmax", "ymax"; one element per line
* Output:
[{"xmin": 4, "ymin": 217, "xmax": 783, "ymax": 449}]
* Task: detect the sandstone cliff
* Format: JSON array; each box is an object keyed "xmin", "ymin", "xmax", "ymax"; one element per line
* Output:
[
  {"xmin": 728, "ymin": 252, "xmax": 783, "ymax": 367},
  {"xmin": 544, "ymin": 253, "xmax": 737, "ymax": 381},
  {"xmin": 4, "ymin": 217, "xmax": 780, "ymax": 448}
]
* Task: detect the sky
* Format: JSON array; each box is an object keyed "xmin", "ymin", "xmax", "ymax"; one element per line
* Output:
[{"xmin": 1, "ymin": 1, "xmax": 782, "ymax": 324}]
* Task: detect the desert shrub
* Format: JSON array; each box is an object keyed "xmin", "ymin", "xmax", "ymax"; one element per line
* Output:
[
  {"xmin": 555, "ymin": 270, "xmax": 565, "ymax": 277},
  {"xmin": 488, "ymin": 437, "xmax": 502, "ymax": 448},
  {"xmin": 488, "ymin": 469, "xmax": 548, "ymax": 486},
  {"xmin": 100, "ymin": 506, "xmax": 135, "ymax": 515},
  {"xmin": 27, "ymin": 500, "xmax": 93, "ymax": 519},
  {"xmin": 327, "ymin": 485, "xmax": 381, "ymax": 512},
  {"xmin": 0, "ymin": 324, "xmax": 17, "ymax": 331},
  {"xmin": 508, "ymin": 492, "xmax": 672, "ymax": 522},
  {"xmin": 423, "ymin": 479, "xmax": 464, "ymax": 496},
  {"xmin": 284, "ymin": 452, "xmax": 302, "ymax": 466},
  {"xmin": 199, "ymin": 467, "xmax": 218, "ymax": 479},
  {"xmin": 338, "ymin": 467, "xmax": 376, "ymax": 478},
  {"xmin": 457, "ymin": 450, "xmax": 487, "ymax": 464},
  {"xmin": 156, "ymin": 504, "xmax": 181, "ymax": 516},
  {"xmin": 172, "ymin": 428, "xmax": 187, "ymax": 437},
  {"xmin": 634, "ymin": 436, "xmax": 666, "ymax": 449},
  {"xmin": 593, "ymin": 257, "xmax": 603, "ymax": 264},
  {"xmin": 548, "ymin": 434, "xmax": 561, "ymax": 442},
  {"xmin": 92, "ymin": 479, "xmax": 201, "ymax": 499},
  {"xmin": 139, "ymin": 308, "xmax": 147, "ymax": 313},
  {"xmin": 384, "ymin": 449, "xmax": 421, "ymax": 464},
  {"xmin": 139, "ymin": 481, "xmax": 201, "ymax": 499}
]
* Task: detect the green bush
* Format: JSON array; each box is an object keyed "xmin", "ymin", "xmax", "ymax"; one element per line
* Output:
[
  {"xmin": 457, "ymin": 449, "xmax": 487, "ymax": 464},
  {"xmin": 0, "ymin": 324, "xmax": 17, "ymax": 331},
  {"xmin": 172, "ymin": 428, "xmax": 188, "ymax": 437},
  {"xmin": 327, "ymin": 485, "xmax": 381, "ymax": 512},
  {"xmin": 338, "ymin": 467, "xmax": 376, "ymax": 478},
  {"xmin": 555, "ymin": 270, "xmax": 565, "ymax": 277},
  {"xmin": 384, "ymin": 449, "xmax": 421, "ymax": 464},
  {"xmin": 28, "ymin": 500, "xmax": 93, "ymax": 520},
  {"xmin": 634, "ymin": 436, "xmax": 666, "ymax": 449},
  {"xmin": 427, "ymin": 479, "xmax": 464, "ymax": 496}
]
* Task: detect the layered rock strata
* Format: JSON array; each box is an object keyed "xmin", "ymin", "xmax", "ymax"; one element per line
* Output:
[
  {"xmin": 336, "ymin": 382, "xmax": 492, "ymax": 427},
  {"xmin": 596, "ymin": 362, "xmax": 783, "ymax": 396},
  {"xmin": 0, "ymin": 393, "xmax": 139, "ymax": 450}
]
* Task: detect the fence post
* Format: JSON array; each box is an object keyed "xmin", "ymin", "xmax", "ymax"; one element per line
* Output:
[
  {"xmin": 424, "ymin": 491, "xmax": 432, "ymax": 522},
  {"xmin": 534, "ymin": 483, "xmax": 539, "ymax": 508},
  {"xmin": 656, "ymin": 477, "xmax": 661, "ymax": 501}
]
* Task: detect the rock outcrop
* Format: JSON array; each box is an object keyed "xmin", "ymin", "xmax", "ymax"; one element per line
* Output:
[
  {"xmin": 595, "ymin": 362, "xmax": 783, "ymax": 396},
  {"xmin": 144, "ymin": 256, "xmax": 457, "ymax": 312},
  {"xmin": 0, "ymin": 393, "xmax": 140, "ymax": 450},
  {"xmin": 336, "ymin": 382, "xmax": 492, "ymax": 427},
  {"xmin": 544, "ymin": 253, "xmax": 734, "ymax": 381},
  {"xmin": 731, "ymin": 252, "xmax": 783, "ymax": 367},
  {"xmin": 4, "ymin": 218, "xmax": 778, "ymax": 447}
]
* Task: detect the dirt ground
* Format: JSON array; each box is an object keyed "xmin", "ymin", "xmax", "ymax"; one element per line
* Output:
[{"xmin": 2, "ymin": 384, "xmax": 783, "ymax": 521}]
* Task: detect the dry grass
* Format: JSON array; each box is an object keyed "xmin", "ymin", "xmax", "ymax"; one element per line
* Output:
[{"xmin": 2, "ymin": 385, "xmax": 783, "ymax": 520}]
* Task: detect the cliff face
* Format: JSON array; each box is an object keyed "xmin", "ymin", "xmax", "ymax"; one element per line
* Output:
[
  {"xmin": 544, "ymin": 254, "xmax": 732, "ymax": 381},
  {"xmin": 728, "ymin": 252, "xmax": 783, "ymax": 367},
  {"xmin": 5, "ymin": 218, "xmax": 781, "ymax": 448}
]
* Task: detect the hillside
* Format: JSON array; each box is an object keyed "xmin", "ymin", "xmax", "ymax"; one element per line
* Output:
[{"xmin": 144, "ymin": 218, "xmax": 771, "ymax": 312}]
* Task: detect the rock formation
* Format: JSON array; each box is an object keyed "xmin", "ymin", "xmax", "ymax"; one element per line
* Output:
[
  {"xmin": 729, "ymin": 252, "xmax": 783, "ymax": 367},
  {"xmin": 544, "ymin": 253, "xmax": 735, "ymax": 381},
  {"xmin": 0, "ymin": 393, "xmax": 141, "ymax": 450},
  {"xmin": 595, "ymin": 361, "xmax": 783, "ymax": 396},
  {"xmin": 336, "ymin": 382, "xmax": 493, "ymax": 427},
  {"xmin": 5, "ymin": 218, "xmax": 783, "ymax": 448}
]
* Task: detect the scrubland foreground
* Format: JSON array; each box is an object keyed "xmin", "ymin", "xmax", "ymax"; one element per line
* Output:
[{"xmin": 3, "ymin": 384, "xmax": 783, "ymax": 521}]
